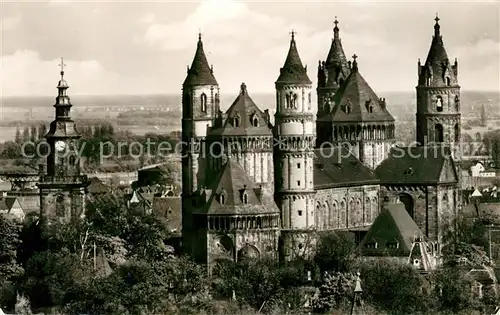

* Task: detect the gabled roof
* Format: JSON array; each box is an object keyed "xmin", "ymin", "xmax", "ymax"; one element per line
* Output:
[
  {"xmin": 87, "ymin": 177, "xmax": 109, "ymax": 194},
  {"xmin": 208, "ymin": 83, "xmax": 272, "ymax": 137},
  {"xmin": 359, "ymin": 203, "xmax": 423, "ymax": 256},
  {"xmin": 320, "ymin": 57, "xmax": 395, "ymax": 123},
  {"xmin": 375, "ymin": 146, "xmax": 458, "ymax": 185},
  {"xmin": 276, "ymin": 33, "xmax": 312, "ymax": 85},
  {"xmin": 313, "ymin": 146, "xmax": 379, "ymax": 189},
  {"xmin": 183, "ymin": 35, "xmax": 218, "ymax": 86},
  {"xmin": 324, "ymin": 19, "xmax": 350, "ymax": 88},
  {"xmin": 201, "ymin": 159, "xmax": 279, "ymax": 215}
]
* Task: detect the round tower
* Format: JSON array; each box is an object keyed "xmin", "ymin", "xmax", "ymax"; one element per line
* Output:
[{"xmin": 274, "ymin": 32, "xmax": 316, "ymax": 260}]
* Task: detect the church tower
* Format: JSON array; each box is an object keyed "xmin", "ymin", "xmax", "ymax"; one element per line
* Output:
[
  {"xmin": 274, "ymin": 32, "xmax": 316, "ymax": 260},
  {"xmin": 38, "ymin": 59, "xmax": 88, "ymax": 223},
  {"xmin": 416, "ymin": 16, "xmax": 461, "ymax": 149},
  {"xmin": 182, "ymin": 33, "xmax": 220, "ymax": 254},
  {"xmin": 317, "ymin": 18, "xmax": 350, "ymax": 119}
]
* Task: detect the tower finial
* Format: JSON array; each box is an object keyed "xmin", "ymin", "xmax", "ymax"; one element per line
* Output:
[
  {"xmin": 334, "ymin": 16, "xmax": 339, "ymax": 39},
  {"xmin": 290, "ymin": 29, "xmax": 296, "ymax": 41},
  {"xmin": 58, "ymin": 57, "xmax": 66, "ymax": 78},
  {"xmin": 198, "ymin": 29, "xmax": 202, "ymax": 42},
  {"xmin": 352, "ymin": 54, "xmax": 358, "ymax": 72},
  {"xmin": 434, "ymin": 13, "xmax": 441, "ymax": 36}
]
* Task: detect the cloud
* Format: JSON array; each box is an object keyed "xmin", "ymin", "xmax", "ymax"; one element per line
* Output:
[
  {"xmin": 1, "ymin": 16, "xmax": 22, "ymax": 31},
  {"xmin": 0, "ymin": 50, "xmax": 124, "ymax": 96}
]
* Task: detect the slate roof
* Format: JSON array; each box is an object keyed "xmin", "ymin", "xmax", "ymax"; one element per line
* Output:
[
  {"xmin": 200, "ymin": 159, "xmax": 279, "ymax": 215},
  {"xmin": 359, "ymin": 203, "xmax": 424, "ymax": 257},
  {"xmin": 319, "ymin": 58, "xmax": 395, "ymax": 123},
  {"xmin": 324, "ymin": 19, "xmax": 350, "ymax": 88},
  {"xmin": 276, "ymin": 33, "xmax": 312, "ymax": 85},
  {"xmin": 208, "ymin": 83, "xmax": 273, "ymax": 137},
  {"xmin": 313, "ymin": 146, "xmax": 379, "ymax": 189},
  {"xmin": 183, "ymin": 35, "xmax": 218, "ymax": 86},
  {"xmin": 375, "ymin": 146, "xmax": 458, "ymax": 185}
]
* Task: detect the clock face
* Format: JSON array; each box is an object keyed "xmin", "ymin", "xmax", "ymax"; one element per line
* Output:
[{"xmin": 55, "ymin": 141, "xmax": 66, "ymax": 152}]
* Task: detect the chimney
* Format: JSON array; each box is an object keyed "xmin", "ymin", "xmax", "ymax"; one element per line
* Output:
[{"xmin": 379, "ymin": 98, "xmax": 386, "ymax": 109}]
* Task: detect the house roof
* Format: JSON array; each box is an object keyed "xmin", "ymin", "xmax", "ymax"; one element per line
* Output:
[
  {"xmin": 152, "ymin": 197, "xmax": 181, "ymax": 232},
  {"xmin": 0, "ymin": 197, "xmax": 17, "ymax": 211},
  {"xmin": 208, "ymin": 83, "xmax": 273, "ymax": 137},
  {"xmin": 319, "ymin": 57, "xmax": 394, "ymax": 123},
  {"xmin": 200, "ymin": 159, "xmax": 279, "ymax": 215},
  {"xmin": 359, "ymin": 203, "xmax": 424, "ymax": 256},
  {"xmin": 375, "ymin": 146, "xmax": 458, "ymax": 185},
  {"xmin": 183, "ymin": 35, "xmax": 218, "ymax": 86},
  {"xmin": 313, "ymin": 146, "xmax": 379, "ymax": 189},
  {"xmin": 276, "ymin": 33, "xmax": 312, "ymax": 85},
  {"xmin": 87, "ymin": 177, "xmax": 109, "ymax": 194}
]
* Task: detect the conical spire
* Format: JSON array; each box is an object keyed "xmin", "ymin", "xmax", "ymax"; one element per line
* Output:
[
  {"xmin": 276, "ymin": 31, "xmax": 311, "ymax": 85},
  {"xmin": 183, "ymin": 33, "xmax": 218, "ymax": 86},
  {"xmin": 351, "ymin": 54, "xmax": 358, "ymax": 72},
  {"xmin": 322, "ymin": 17, "xmax": 350, "ymax": 88},
  {"xmin": 419, "ymin": 15, "xmax": 457, "ymax": 87}
]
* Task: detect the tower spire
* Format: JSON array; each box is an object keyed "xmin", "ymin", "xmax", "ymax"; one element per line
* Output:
[
  {"xmin": 434, "ymin": 13, "xmax": 440, "ymax": 36},
  {"xmin": 334, "ymin": 16, "xmax": 339, "ymax": 39}
]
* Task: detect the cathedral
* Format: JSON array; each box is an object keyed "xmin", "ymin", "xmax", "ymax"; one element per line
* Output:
[{"xmin": 181, "ymin": 16, "xmax": 461, "ymax": 270}]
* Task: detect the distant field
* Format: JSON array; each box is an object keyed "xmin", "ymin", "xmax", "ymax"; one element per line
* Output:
[{"xmin": 0, "ymin": 91, "xmax": 498, "ymax": 143}]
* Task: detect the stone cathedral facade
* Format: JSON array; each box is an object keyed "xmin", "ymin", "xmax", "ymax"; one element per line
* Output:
[{"xmin": 181, "ymin": 17, "xmax": 461, "ymax": 269}]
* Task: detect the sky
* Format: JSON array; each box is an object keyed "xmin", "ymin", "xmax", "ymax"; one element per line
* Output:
[{"xmin": 1, "ymin": 0, "xmax": 499, "ymax": 96}]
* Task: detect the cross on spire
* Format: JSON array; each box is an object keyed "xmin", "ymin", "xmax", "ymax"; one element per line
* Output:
[
  {"xmin": 58, "ymin": 57, "xmax": 66, "ymax": 77},
  {"xmin": 435, "ymin": 13, "xmax": 440, "ymax": 23},
  {"xmin": 289, "ymin": 29, "xmax": 296, "ymax": 40},
  {"xmin": 198, "ymin": 29, "xmax": 203, "ymax": 41},
  {"xmin": 334, "ymin": 16, "xmax": 339, "ymax": 27},
  {"xmin": 352, "ymin": 54, "xmax": 358, "ymax": 61}
]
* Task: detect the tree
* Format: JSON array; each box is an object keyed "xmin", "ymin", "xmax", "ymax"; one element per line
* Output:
[
  {"xmin": 0, "ymin": 141, "xmax": 22, "ymax": 159},
  {"xmin": 22, "ymin": 126, "xmax": 30, "ymax": 143},
  {"xmin": 0, "ymin": 215, "xmax": 24, "ymax": 308},
  {"xmin": 15, "ymin": 127, "xmax": 22, "ymax": 144},
  {"xmin": 312, "ymin": 272, "xmax": 355, "ymax": 313},
  {"xmin": 37, "ymin": 124, "xmax": 47, "ymax": 140},
  {"xmin": 432, "ymin": 267, "xmax": 479, "ymax": 312},
  {"xmin": 314, "ymin": 231, "xmax": 357, "ymax": 273},
  {"xmin": 481, "ymin": 104, "xmax": 487, "ymax": 127}
]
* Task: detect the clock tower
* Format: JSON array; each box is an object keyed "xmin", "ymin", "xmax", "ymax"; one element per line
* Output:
[{"xmin": 37, "ymin": 59, "xmax": 88, "ymax": 223}]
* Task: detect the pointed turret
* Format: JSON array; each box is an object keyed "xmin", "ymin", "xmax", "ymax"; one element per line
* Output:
[
  {"xmin": 350, "ymin": 272, "xmax": 365, "ymax": 315},
  {"xmin": 418, "ymin": 14, "xmax": 458, "ymax": 87},
  {"xmin": 324, "ymin": 17, "xmax": 350, "ymax": 87},
  {"xmin": 183, "ymin": 33, "xmax": 218, "ymax": 86},
  {"xmin": 276, "ymin": 31, "xmax": 312, "ymax": 85}
]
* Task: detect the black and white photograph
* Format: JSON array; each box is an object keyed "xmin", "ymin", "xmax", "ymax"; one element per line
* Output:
[{"xmin": 0, "ymin": 0, "xmax": 499, "ymax": 314}]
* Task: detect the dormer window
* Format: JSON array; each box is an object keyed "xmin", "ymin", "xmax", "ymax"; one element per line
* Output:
[
  {"xmin": 404, "ymin": 167, "xmax": 414, "ymax": 176},
  {"xmin": 232, "ymin": 114, "xmax": 241, "ymax": 127},
  {"xmin": 365, "ymin": 238, "xmax": 378, "ymax": 249},
  {"xmin": 241, "ymin": 185, "xmax": 248, "ymax": 204},
  {"xmin": 386, "ymin": 238, "xmax": 399, "ymax": 249},
  {"xmin": 220, "ymin": 189, "xmax": 226, "ymax": 205},
  {"xmin": 436, "ymin": 96, "xmax": 443, "ymax": 112},
  {"xmin": 342, "ymin": 100, "xmax": 352, "ymax": 114},
  {"xmin": 251, "ymin": 114, "xmax": 259, "ymax": 127},
  {"xmin": 201, "ymin": 93, "xmax": 207, "ymax": 113},
  {"xmin": 365, "ymin": 99, "xmax": 373, "ymax": 113}
]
